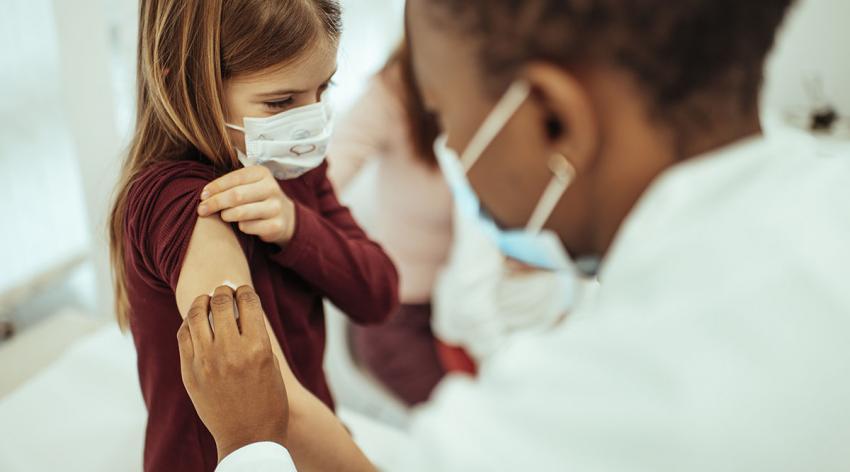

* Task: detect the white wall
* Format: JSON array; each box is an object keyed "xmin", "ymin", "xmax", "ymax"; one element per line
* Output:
[
  {"xmin": 52, "ymin": 0, "xmax": 125, "ymax": 317},
  {"xmin": 763, "ymin": 0, "xmax": 850, "ymax": 117},
  {"xmin": 0, "ymin": 1, "xmax": 91, "ymax": 306},
  {"xmin": 331, "ymin": 0, "xmax": 406, "ymax": 113}
]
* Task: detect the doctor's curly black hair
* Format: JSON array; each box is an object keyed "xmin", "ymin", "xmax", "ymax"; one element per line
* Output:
[{"xmin": 427, "ymin": 0, "xmax": 795, "ymax": 125}]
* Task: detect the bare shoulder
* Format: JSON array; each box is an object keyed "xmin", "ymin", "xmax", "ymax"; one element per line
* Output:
[{"xmin": 174, "ymin": 213, "xmax": 253, "ymax": 317}]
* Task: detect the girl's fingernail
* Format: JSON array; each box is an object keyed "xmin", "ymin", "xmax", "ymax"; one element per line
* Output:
[
  {"xmin": 198, "ymin": 204, "xmax": 208, "ymax": 215},
  {"xmin": 201, "ymin": 189, "xmax": 210, "ymax": 200}
]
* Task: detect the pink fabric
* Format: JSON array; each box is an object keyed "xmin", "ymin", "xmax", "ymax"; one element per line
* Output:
[{"xmin": 328, "ymin": 74, "xmax": 453, "ymax": 304}]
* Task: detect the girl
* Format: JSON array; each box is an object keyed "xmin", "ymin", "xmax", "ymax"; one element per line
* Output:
[{"xmin": 108, "ymin": 1, "xmax": 398, "ymax": 470}]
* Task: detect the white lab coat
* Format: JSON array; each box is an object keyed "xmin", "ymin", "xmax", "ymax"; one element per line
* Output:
[{"xmin": 219, "ymin": 135, "xmax": 850, "ymax": 471}]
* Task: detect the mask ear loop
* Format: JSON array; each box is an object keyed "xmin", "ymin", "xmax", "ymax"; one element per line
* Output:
[
  {"xmin": 526, "ymin": 152, "xmax": 576, "ymax": 233},
  {"xmin": 461, "ymin": 81, "xmax": 533, "ymax": 172}
]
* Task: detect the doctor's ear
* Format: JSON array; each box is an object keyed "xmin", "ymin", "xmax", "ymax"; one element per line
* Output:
[{"xmin": 522, "ymin": 63, "xmax": 599, "ymax": 174}]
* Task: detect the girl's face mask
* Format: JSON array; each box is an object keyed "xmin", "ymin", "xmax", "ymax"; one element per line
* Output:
[{"xmin": 227, "ymin": 100, "xmax": 333, "ymax": 180}]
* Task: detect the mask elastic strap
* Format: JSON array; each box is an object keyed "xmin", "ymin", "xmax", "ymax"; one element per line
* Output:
[
  {"xmin": 526, "ymin": 152, "xmax": 576, "ymax": 233},
  {"xmin": 225, "ymin": 123, "xmax": 245, "ymax": 133},
  {"xmin": 460, "ymin": 81, "xmax": 532, "ymax": 172}
]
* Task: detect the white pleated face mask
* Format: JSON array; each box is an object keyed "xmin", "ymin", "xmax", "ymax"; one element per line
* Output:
[{"xmin": 226, "ymin": 101, "xmax": 333, "ymax": 180}]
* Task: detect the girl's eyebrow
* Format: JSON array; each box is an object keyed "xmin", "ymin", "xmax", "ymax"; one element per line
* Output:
[{"xmin": 254, "ymin": 69, "xmax": 338, "ymax": 98}]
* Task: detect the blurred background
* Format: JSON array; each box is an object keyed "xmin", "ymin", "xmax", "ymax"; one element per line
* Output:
[{"xmin": 0, "ymin": 0, "xmax": 847, "ymax": 470}]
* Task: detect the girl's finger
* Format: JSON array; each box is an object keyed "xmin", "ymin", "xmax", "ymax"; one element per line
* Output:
[
  {"xmin": 238, "ymin": 219, "xmax": 286, "ymax": 241},
  {"xmin": 201, "ymin": 166, "xmax": 270, "ymax": 200},
  {"xmin": 198, "ymin": 181, "xmax": 268, "ymax": 216},
  {"xmin": 220, "ymin": 200, "xmax": 281, "ymax": 223}
]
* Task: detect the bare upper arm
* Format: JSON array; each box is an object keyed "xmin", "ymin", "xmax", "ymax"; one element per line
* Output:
[
  {"xmin": 175, "ymin": 215, "xmax": 252, "ymax": 317},
  {"xmin": 173, "ymin": 214, "xmax": 300, "ymax": 385}
]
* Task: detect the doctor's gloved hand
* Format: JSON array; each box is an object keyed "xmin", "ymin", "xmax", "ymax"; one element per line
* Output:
[
  {"xmin": 198, "ymin": 166, "xmax": 297, "ymax": 247},
  {"xmin": 177, "ymin": 285, "xmax": 290, "ymax": 463}
]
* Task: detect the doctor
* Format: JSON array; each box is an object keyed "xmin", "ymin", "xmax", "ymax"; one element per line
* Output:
[{"xmin": 176, "ymin": 0, "xmax": 850, "ymax": 470}]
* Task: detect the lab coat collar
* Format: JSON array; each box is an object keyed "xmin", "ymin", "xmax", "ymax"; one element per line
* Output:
[{"xmin": 598, "ymin": 134, "xmax": 769, "ymax": 276}]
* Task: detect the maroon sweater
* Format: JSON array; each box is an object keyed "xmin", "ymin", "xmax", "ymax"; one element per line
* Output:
[{"xmin": 123, "ymin": 158, "xmax": 399, "ymax": 472}]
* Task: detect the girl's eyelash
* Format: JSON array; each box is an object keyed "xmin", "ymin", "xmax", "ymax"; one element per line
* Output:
[
  {"xmin": 265, "ymin": 97, "xmax": 294, "ymax": 109},
  {"xmin": 264, "ymin": 81, "xmax": 335, "ymax": 109}
]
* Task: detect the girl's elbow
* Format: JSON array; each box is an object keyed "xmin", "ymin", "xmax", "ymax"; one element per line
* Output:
[{"xmin": 350, "ymin": 279, "xmax": 400, "ymax": 325}]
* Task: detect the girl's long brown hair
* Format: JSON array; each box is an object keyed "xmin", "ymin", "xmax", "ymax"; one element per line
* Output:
[{"xmin": 109, "ymin": 0, "xmax": 341, "ymax": 329}]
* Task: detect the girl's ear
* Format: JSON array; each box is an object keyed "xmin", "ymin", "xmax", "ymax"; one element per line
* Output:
[{"xmin": 521, "ymin": 63, "xmax": 600, "ymax": 175}]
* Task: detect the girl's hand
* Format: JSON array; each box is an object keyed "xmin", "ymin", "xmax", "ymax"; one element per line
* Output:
[{"xmin": 198, "ymin": 166, "xmax": 296, "ymax": 247}]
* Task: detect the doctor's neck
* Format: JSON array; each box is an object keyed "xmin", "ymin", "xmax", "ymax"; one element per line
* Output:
[
  {"xmin": 660, "ymin": 91, "xmax": 764, "ymax": 162},
  {"xmin": 585, "ymin": 60, "xmax": 766, "ymax": 163},
  {"xmin": 571, "ymin": 66, "xmax": 765, "ymax": 255}
]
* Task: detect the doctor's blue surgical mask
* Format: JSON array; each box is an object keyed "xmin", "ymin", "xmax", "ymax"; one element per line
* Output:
[{"xmin": 435, "ymin": 81, "xmax": 576, "ymax": 271}]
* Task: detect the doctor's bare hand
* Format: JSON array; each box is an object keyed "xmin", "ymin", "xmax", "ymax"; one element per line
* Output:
[
  {"xmin": 177, "ymin": 285, "xmax": 289, "ymax": 462},
  {"xmin": 197, "ymin": 166, "xmax": 296, "ymax": 246}
]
